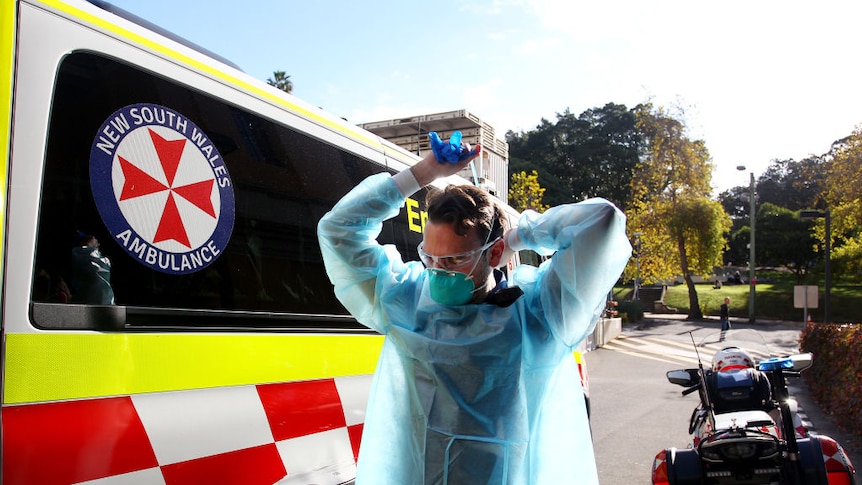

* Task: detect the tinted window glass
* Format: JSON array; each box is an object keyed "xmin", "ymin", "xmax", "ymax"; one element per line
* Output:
[{"xmin": 31, "ymin": 52, "xmax": 422, "ymax": 327}]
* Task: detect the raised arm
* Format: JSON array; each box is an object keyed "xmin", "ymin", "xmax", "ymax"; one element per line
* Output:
[
  {"xmin": 317, "ymin": 146, "xmax": 482, "ymax": 330},
  {"xmin": 511, "ymin": 198, "xmax": 631, "ymax": 347}
]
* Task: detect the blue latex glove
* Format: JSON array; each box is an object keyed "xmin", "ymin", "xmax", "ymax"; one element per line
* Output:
[{"xmin": 428, "ymin": 131, "xmax": 478, "ymax": 163}]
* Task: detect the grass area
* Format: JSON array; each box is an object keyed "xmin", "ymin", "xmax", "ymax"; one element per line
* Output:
[{"xmin": 615, "ymin": 275, "xmax": 862, "ymax": 323}]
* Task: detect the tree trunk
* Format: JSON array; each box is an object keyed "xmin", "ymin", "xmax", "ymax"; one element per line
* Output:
[{"xmin": 677, "ymin": 233, "xmax": 703, "ymax": 319}]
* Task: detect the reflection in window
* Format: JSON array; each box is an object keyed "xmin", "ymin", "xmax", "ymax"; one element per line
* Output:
[{"xmin": 32, "ymin": 52, "xmax": 422, "ymax": 324}]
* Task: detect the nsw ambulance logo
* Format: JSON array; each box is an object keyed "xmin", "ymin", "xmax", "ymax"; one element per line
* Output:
[{"xmin": 90, "ymin": 103, "xmax": 235, "ymax": 274}]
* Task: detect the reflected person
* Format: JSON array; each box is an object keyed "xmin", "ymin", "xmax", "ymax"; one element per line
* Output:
[{"xmin": 70, "ymin": 233, "xmax": 115, "ymax": 305}]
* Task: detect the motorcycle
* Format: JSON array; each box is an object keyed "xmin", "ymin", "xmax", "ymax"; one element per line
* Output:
[
  {"xmin": 651, "ymin": 330, "xmax": 856, "ymax": 485},
  {"xmin": 682, "ymin": 331, "xmax": 808, "ymax": 447}
]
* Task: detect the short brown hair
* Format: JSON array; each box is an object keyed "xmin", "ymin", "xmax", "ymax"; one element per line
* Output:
[{"xmin": 425, "ymin": 184, "xmax": 507, "ymax": 241}]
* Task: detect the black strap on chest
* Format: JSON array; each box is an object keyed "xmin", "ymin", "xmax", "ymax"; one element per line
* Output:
[{"xmin": 484, "ymin": 286, "xmax": 524, "ymax": 307}]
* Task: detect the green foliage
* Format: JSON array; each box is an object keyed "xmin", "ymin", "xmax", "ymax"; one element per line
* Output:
[
  {"xmin": 799, "ymin": 128, "xmax": 862, "ymax": 279},
  {"xmin": 832, "ymin": 236, "xmax": 862, "ymax": 276},
  {"xmin": 757, "ymin": 204, "xmax": 818, "ymax": 280},
  {"xmin": 616, "ymin": 299, "xmax": 644, "ymax": 323},
  {"xmin": 631, "ymin": 103, "xmax": 714, "ymax": 200},
  {"xmin": 727, "ymin": 225, "xmax": 750, "ymax": 267},
  {"xmin": 723, "ymin": 204, "xmax": 818, "ymax": 280},
  {"xmin": 662, "ymin": 280, "xmax": 862, "ymax": 323},
  {"xmin": 508, "ymin": 170, "xmax": 549, "ymax": 213},
  {"xmin": 266, "ymin": 70, "xmax": 293, "ymax": 94},
  {"xmin": 824, "ymin": 128, "xmax": 862, "ymax": 226},
  {"xmin": 506, "ymin": 103, "xmax": 640, "ymax": 210},
  {"xmin": 626, "ymin": 103, "xmax": 728, "ymax": 319},
  {"xmin": 505, "ymin": 99, "xmax": 862, "ymax": 291},
  {"xmin": 666, "ymin": 197, "xmax": 732, "ymax": 277},
  {"xmin": 663, "ymin": 284, "xmax": 754, "ymax": 317},
  {"xmin": 799, "ymin": 323, "xmax": 862, "ymax": 436},
  {"xmin": 756, "ymin": 157, "xmax": 825, "ymax": 212},
  {"xmin": 718, "ymin": 156, "xmax": 827, "ymax": 272}
]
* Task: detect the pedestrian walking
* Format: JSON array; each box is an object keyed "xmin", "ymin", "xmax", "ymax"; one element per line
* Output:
[{"xmin": 719, "ymin": 297, "xmax": 731, "ymax": 341}]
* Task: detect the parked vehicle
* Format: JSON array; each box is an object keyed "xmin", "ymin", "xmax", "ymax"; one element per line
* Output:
[
  {"xmin": 651, "ymin": 330, "xmax": 856, "ymax": 485},
  {"xmin": 1, "ymin": 1, "xmax": 537, "ymax": 483}
]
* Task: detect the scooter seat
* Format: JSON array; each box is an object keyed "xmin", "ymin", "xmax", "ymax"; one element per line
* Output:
[{"xmin": 713, "ymin": 409, "xmax": 777, "ymax": 434}]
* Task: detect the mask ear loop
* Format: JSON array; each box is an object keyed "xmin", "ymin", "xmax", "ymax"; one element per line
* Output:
[
  {"xmin": 465, "ymin": 228, "xmax": 495, "ymax": 275},
  {"xmin": 464, "ymin": 235, "xmax": 502, "ymax": 293}
]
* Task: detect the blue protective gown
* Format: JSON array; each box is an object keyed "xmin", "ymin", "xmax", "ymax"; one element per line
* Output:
[{"xmin": 318, "ymin": 172, "xmax": 631, "ymax": 484}]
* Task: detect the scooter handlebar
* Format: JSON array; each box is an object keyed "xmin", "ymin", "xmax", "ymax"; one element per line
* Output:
[{"xmin": 682, "ymin": 384, "xmax": 700, "ymax": 396}]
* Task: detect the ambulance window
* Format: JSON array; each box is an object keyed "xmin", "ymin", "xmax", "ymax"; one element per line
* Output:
[{"xmin": 30, "ymin": 51, "xmax": 406, "ymax": 331}]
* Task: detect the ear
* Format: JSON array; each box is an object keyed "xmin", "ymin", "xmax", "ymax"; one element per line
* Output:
[{"xmin": 487, "ymin": 238, "xmax": 506, "ymax": 268}]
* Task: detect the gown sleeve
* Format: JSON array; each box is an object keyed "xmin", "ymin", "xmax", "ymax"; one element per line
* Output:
[
  {"xmin": 513, "ymin": 198, "xmax": 632, "ymax": 347},
  {"xmin": 317, "ymin": 173, "xmax": 410, "ymax": 334}
]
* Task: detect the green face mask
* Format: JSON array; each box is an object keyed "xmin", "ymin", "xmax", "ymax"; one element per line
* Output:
[
  {"xmin": 421, "ymin": 235, "xmax": 498, "ymax": 306},
  {"xmin": 427, "ymin": 268, "xmax": 477, "ymax": 306}
]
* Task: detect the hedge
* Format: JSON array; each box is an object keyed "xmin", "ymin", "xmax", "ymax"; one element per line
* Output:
[
  {"xmin": 799, "ymin": 323, "xmax": 862, "ymax": 436},
  {"xmin": 616, "ymin": 300, "xmax": 645, "ymax": 323}
]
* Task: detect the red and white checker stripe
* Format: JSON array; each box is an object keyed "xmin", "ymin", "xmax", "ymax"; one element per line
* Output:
[
  {"xmin": 2, "ymin": 375, "xmax": 371, "ymax": 485},
  {"xmin": 650, "ymin": 449, "xmax": 669, "ymax": 485},
  {"xmin": 818, "ymin": 435, "xmax": 856, "ymax": 479}
]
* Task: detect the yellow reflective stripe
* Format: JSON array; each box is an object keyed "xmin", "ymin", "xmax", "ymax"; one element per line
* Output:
[
  {"xmin": 3, "ymin": 333, "xmax": 384, "ymax": 404},
  {"xmin": 384, "ymin": 144, "xmax": 421, "ymax": 166},
  {"xmin": 40, "ymin": 0, "xmax": 381, "ymax": 151},
  {"xmin": 0, "ymin": 0, "xmax": 15, "ymax": 271},
  {"xmin": 573, "ymin": 350, "xmax": 584, "ymax": 365}
]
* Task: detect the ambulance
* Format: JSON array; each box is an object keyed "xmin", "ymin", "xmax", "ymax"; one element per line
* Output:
[{"xmin": 0, "ymin": 0, "xmax": 541, "ymax": 483}]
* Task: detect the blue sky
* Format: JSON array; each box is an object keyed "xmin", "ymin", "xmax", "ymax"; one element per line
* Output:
[{"xmin": 112, "ymin": 0, "xmax": 862, "ymax": 195}]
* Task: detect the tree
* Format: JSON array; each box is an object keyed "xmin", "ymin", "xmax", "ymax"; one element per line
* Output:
[
  {"xmin": 718, "ymin": 185, "xmax": 751, "ymax": 222},
  {"xmin": 506, "ymin": 103, "xmax": 641, "ymax": 210},
  {"xmin": 507, "ymin": 118, "xmax": 571, "ymax": 206},
  {"xmin": 509, "ymin": 170, "xmax": 550, "ymax": 213},
  {"xmin": 820, "ymin": 127, "xmax": 862, "ymax": 277},
  {"xmin": 626, "ymin": 103, "xmax": 731, "ymax": 320},
  {"xmin": 574, "ymin": 103, "xmax": 642, "ymax": 210},
  {"xmin": 717, "ymin": 185, "xmax": 752, "ymax": 266},
  {"xmin": 267, "ymin": 71, "xmax": 293, "ymax": 94},
  {"xmin": 719, "ymin": 156, "xmax": 827, "ymax": 270},
  {"xmin": 726, "ymin": 225, "xmax": 750, "ymax": 268},
  {"xmin": 756, "ymin": 157, "xmax": 825, "ymax": 211},
  {"xmin": 756, "ymin": 203, "xmax": 817, "ymax": 281}
]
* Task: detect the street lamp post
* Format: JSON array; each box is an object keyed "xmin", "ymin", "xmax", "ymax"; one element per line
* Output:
[
  {"xmin": 737, "ymin": 166, "xmax": 756, "ymax": 323},
  {"xmin": 800, "ymin": 210, "xmax": 831, "ymax": 323},
  {"xmin": 632, "ymin": 232, "xmax": 643, "ymax": 301}
]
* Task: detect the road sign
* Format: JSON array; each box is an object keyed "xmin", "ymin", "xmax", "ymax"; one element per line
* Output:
[{"xmin": 794, "ymin": 285, "xmax": 819, "ymax": 309}]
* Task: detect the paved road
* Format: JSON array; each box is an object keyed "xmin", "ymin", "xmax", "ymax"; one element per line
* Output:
[{"xmin": 587, "ymin": 313, "xmax": 860, "ymax": 484}]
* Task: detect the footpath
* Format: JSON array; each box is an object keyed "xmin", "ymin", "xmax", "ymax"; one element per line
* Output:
[{"xmin": 637, "ymin": 312, "xmax": 861, "ymax": 481}]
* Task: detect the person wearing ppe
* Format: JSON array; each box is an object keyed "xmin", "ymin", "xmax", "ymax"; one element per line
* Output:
[
  {"xmin": 70, "ymin": 233, "xmax": 115, "ymax": 305},
  {"xmin": 318, "ymin": 138, "xmax": 631, "ymax": 484}
]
